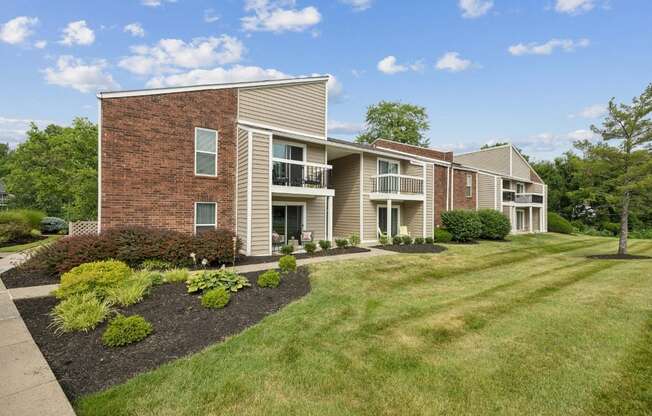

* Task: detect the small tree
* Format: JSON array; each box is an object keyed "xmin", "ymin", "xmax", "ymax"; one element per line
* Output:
[
  {"xmin": 356, "ymin": 101, "xmax": 430, "ymax": 147},
  {"xmin": 588, "ymin": 83, "xmax": 652, "ymax": 255}
]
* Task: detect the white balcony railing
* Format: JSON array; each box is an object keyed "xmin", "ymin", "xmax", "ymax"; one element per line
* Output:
[{"xmin": 371, "ymin": 174, "xmax": 424, "ymax": 195}]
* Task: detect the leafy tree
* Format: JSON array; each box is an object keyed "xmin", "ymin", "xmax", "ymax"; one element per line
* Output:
[
  {"xmin": 356, "ymin": 101, "xmax": 430, "ymax": 147},
  {"xmin": 583, "ymin": 83, "xmax": 652, "ymax": 255},
  {"xmin": 0, "ymin": 143, "xmax": 12, "ymax": 179},
  {"xmin": 4, "ymin": 118, "xmax": 98, "ymax": 221}
]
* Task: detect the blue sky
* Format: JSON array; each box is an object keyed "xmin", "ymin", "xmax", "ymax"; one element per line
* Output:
[{"xmin": 1, "ymin": 0, "xmax": 651, "ymax": 160}]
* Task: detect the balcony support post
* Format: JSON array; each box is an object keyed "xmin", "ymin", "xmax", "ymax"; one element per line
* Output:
[
  {"xmin": 529, "ymin": 206, "xmax": 533, "ymax": 232},
  {"xmin": 327, "ymin": 196, "xmax": 333, "ymax": 242}
]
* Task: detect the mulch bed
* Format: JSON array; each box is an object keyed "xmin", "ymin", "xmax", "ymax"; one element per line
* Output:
[
  {"xmin": 235, "ymin": 246, "xmax": 370, "ymax": 265},
  {"xmin": 1, "ymin": 268, "xmax": 57, "ymax": 289},
  {"xmin": 372, "ymin": 244, "xmax": 447, "ymax": 254},
  {"xmin": 587, "ymin": 254, "xmax": 652, "ymax": 260},
  {"xmin": 15, "ymin": 267, "xmax": 311, "ymax": 400}
]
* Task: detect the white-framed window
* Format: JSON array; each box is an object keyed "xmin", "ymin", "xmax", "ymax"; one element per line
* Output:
[
  {"xmin": 195, "ymin": 202, "xmax": 217, "ymax": 234},
  {"xmin": 465, "ymin": 174, "xmax": 473, "ymax": 198},
  {"xmin": 378, "ymin": 158, "xmax": 400, "ymax": 175},
  {"xmin": 195, "ymin": 127, "xmax": 218, "ymax": 176},
  {"xmin": 516, "ymin": 182, "xmax": 525, "ymax": 194}
]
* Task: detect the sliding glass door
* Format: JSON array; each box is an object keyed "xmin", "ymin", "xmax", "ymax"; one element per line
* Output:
[
  {"xmin": 272, "ymin": 204, "xmax": 304, "ymax": 245},
  {"xmin": 378, "ymin": 206, "xmax": 399, "ymax": 237}
]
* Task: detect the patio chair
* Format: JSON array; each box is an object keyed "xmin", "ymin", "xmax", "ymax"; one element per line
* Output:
[{"xmin": 399, "ymin": 226, "xmax": 410, "ymax": 236}]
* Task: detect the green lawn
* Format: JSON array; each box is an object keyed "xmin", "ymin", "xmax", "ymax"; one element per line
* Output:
[
  {"xmin": 0, "ymin": 234, "xmax": 62, "ymax": 253},
  {"xmin": 76, "ymin": 234, "xmax": 652, "ymax": 416}
]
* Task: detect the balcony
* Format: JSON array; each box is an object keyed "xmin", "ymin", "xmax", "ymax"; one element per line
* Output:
[
  {"xmin": 271, "ymin": 160, "xmax": 334, "ymax": 197},
  {"xmin": 502, "ymin": 190, "xmax": 515, "ymax": 202},
  {"xmin": 370, "ymin": 174, "xmax": 424, "ymax": 201},
  {"xmin": 515, "ymin": 193, "xmax": 544, "ymax": 204}
]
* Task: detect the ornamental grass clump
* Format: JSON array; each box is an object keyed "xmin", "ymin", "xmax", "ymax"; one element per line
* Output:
[
  {"xmin": 201, "ymin": 287, "xmax": 231, "ymax": 309},
  {"xmin": 163, "ymin": 268, "xmax": 190, "ymax": 283},
  {"xmin": 104, "ymin": 271, "xmax": 155, "ymax": 307},
  {"xmin": 101, "ymin": 314, "xmax": 153, "ymax": 347},
  {"xmin": 257, "ymin": 270, "xmax": 281, "ymax": 288},
  {"xmin": 50, "ymin": 293, "xmax": 111, "ymax": 333}
]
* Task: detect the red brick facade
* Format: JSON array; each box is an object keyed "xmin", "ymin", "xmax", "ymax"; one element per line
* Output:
[
  {"xmin": 433, "ymin": 165, "xmax": 448, "ymax": 227},
  {"xmin": 372, "ymin": 139, "xmax": 454, "ymax": 162},
  {"xmin": 100, "ymin": 89, "xmax": 237, "ymax": 233},
  {"xmin": 451, "ymin": 168, "xmax": 477, "ymax": 211}
]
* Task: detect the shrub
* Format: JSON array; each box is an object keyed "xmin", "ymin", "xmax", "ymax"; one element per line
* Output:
[
  {"xmin": 55, "ymin": 260, "xmax": 132, "ymax": 300},
  {"xmin": 441, "ymin": 210, "xmax": 482, "ymax": 242},
  {"xmin": 257, "ymin": 270, "xmax": 281, "ymax": 288},
  {"xmin": 41, "ymin": 217, "xmax": 68, "ymax": 234},
  {"xmin": 0, "ymin": 209, "xmax": 45, "ymax": 229},
  {"xmin": 50, "ymin": 293, "xmax": 111, "ymax": 333},
  {"xmin": 601, "ymin": 222, "xmax": 620, "ymax": 236},
  {"xmin": 378, "ymin": 233, "xmax": 389, "ymax": 245},
  {"xmin": 186, "ymin": 269, "xmax": 250, "ymax": 293},
  {"xmin": 279, "ymin": 255, "xmax": 296, "ymax": 273},
  {"xmin": 434, "ymin": 228, "xmax": 453, "ymax": 243},
  {"xmin": 631, "ymin": 229, "xmax": 652, "ymax": 239},
  {"xmin": 30, "ymin": 229, "xmax": 42, "ymax": 238},
  {"xmin": 392, "ymin": 236, "xmax": 402, "ymax": 245},
  {"xmin": 425, "ymin": 236, "xmax": 435, "ymax": 244},
  {"xmin": 401, "ymin": 235, "xmax": 413, "ymax": 245},
  {"xmin": 478, "ymin": 209, "xmax": 511, "ymax": 240},
  {"xmin": 0, "ymin": 222, "xmax": 32, "ymax": 244},
  {"xmin": 335, "ymin": 238, "xmax": 349, "ymax": 249},
  {"xmin": 280, "ymin": 244, "xmax": 294, "ymax": 255},
  {"xmin": 163, "ymin": 268, "xmax": 190, "ymax": 283},
  {"xmin": 414, "ymin": 237, "xmax": 425, "ymax": 245},
  {"xmin": 139, "ymin": 259, "xmax": 174, "ymax": 271},
  {"xmin": 349, "ymin": 233, "xmax": 361, "ymax": 247},
  {"xmin": 303, "ymin": 241, "xmax": 317, "ymax": 254},
  {"xmin": 548, "ymin": 212, "xmax": 573, "ymax": 235},
  {"xmin": 318, "ymin": 240, "xmax": 331, "ymax": 251},
  {"xmin": 201, "ymin": 286, "xmax": 231, "ymax": 309},
  {"xmin": 104, "ymin": 272, "xmax": 154, "ymax": 307},
  {"xmin": 101, "ymin": 314, "xmax": 153, "ymax": 347}
]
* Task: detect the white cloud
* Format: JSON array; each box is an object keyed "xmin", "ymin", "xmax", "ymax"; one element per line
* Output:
[
  {"xmin": 377, "ymin": 56, "xmax": 407, "ymax": 74},
  {"xmin": 508, "ymin": 38, "xmax": 590, "ymax": 56},
  {"xmin": 242, "ymin": 0, "xmax": 321, "ymax": 33},
  {"xmin": 60, "ymin": 20, "xmax": 95, "ymax": 46},
  {"xmin": 435, "ymin": 52, "xmax": 472, "ymax": 72},
  {"xmin": 145, "ymin": 64, "xmax": 289, "ymax": 88},
  {"xmin": 42, "ymin": 55, "xmax": 120, "ymax": 93},
  {"xmin": 0, "ymin": 116, "xmax": 54, "ymax": 146},
  {"xmin": 567, "ymin": 129, "xmax": 598, "ymax": 141},
  {"xmin": 351, "ymin": 69, "xmax": 365, "ymax": 78},
  {"xmin": 555, "ymin": 0, "xmax": 595, "ymax": 14},
  {"xmin": 340, "ymin": 0, "xmax": 373, "ymax": 11},
  {"xmin": 204, "ymin": 9, "xmax": 220, "ymax": 23},
  {"xmin": 0, "ymin": 16, "xmax": 39, "ymax": 45},
  {"xmin": 119, "ymin": 35, "xmax": 245, "ymax": 75},
  {"xmin": 328, "ymin": 120, "xmax": 363, "ymax": 135},
  {"xmin": 124, "ymin": 23, "xmax": 145, "ymax": 37},
  {"xmin": 459, "ymin": 0, "xmax": 493, "ymax": 18},
  {"xmin": 34, "ymin": 40, "xmax": 47, "ymax": 49},
  {"xmin": 141, "ymin": 0, "xmax": 176, "ymax": 7},
  {"xmin": 570, "ymin": 104, "xmax": 607, "ymax": 119}
]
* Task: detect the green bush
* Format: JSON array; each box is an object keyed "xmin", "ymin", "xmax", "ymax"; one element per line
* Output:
[
  {"xmin": 401, "ymin": 235, "xmax": 413, "ymax": 245},
  {"xmin": 50, "ymin": 293, "xmax": 111, "ymax": 333},
  {"xmin": 425, "ymin": 237, "xmax": 435, "ymax": 244},
  {"xmin": 548, "ymin": 212, "xmax": 573, "ymax": 234},
  {"xmin": 280, "ymin": 244, "xmax": 294, "ymax": 255},
  {"xmin": 631, "ymin": 229, "xmax": 652, "ymax": 239},
  {"xmin": 101, "ymin": 314, "xmax": 153, "ymax": 347},
  {"xmin": 162, "ymin": 268, "xmax": 190, "ymax": 283},
  {"xmin": 303, "ymin": 241, "xmax": 317, "ymax": 254},
  {"xmin": 414, "ymin": 237, "xmax": 425, "ymax": 245},
  {"xmin": 30, "ymin": 229, "xmax": 42, "ymax": 238},
  {"xmin": 392, "ymin": 236, "xmax": 402, "ymax": 245},
  {"xmin": 0, "ymin": 209, "xmax": 45, "ymax": 229},
  {"xmin": 349, "ymin": 233, "xmax": 360, "ymax": 247},
  {"xmin": 279, "ymin": 255, "xmax": 296, "ymax": 273},
  {"xmin": 55, "ymin": 260, "xmax": 132, "ymax": 300},
  {"xmin": 0, "ymin": 222, "xmax": 32, "ymax": 244},
  {"xmin": 186, "ymin": 269, "xmax": 250, "ymax": 293},
  {"xmin": 201, "ymin": 286, "xmax": 231, "ymax": 309},
  {"xmin": 601, "ymin": 222, "xmax": 620, "ymax": 236},
  {"xmin": 378, "ymin": 233, "xmax": 389, "ymax": 245},
  {"xmin": 41, "ymin": 217, "xmax": 68, "ymax": 234},
  {"xmin": 434, "ymin": 228, "xmax": 453, "ymax": 243},
  {"xmin": 478, "ymin": 209, "xmax": 511, "ymax": 240},
  {"xmin": 335, "ymin": 238, "xmax": 349, "ymax": 249},
  {"xmin": 318, "ymin": 240, "xmax": 331, "ymax": 250},
  {"xmin": 257, "ymin": 270, "xmax": 281, "ymax": 288},
  {"xmin": 139, "ymin": 259, "xmax": 174, "ymax": 271},
  {"xmin": 441, "ymin": 210, "xmax": 482, "ymax": 242},
  {"xmin": 104, "ymin": 271, "xmax": 154, "ymax": 307}
]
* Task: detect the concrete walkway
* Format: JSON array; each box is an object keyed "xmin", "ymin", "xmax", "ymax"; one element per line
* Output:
[{"xmin": 0, "ymin": 254, "xmax": 76, "ymax": 416}]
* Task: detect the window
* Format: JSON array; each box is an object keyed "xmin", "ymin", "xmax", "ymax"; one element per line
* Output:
[
  {"xmin": 516, "ymin": 182, "xmax": 525, "ymax": 194},
  {"xmin": 195, "ymin": 202, "xmax": 216, "ymax": 233},
  {"xmin": 465, "ymin": 174, "xmax": 473, "ymax": 198},
  {"xmin": 195, "ymin": 128, "xmax": 218, "ymax": 176},
  {"xmin": 272, "ymin": 142, "xmax": 305, "ymax": 187},
  {"xmin": 378, "ymin": 159, "xmax": 399, "ymax": 175},
  {"xmin": 273, "ymin": 142, "xmax": 304, "ymax": 161}
]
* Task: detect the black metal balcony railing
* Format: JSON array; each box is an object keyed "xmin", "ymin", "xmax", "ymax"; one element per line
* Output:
[
  {"xmin": 272, "ymin": 162, "xmax": 332, "ymax": 189},
  {"xmin": 372, "ymin": 174, "xmax": 424, "ymax": 195},
  {"xmin": 515, "ymin": 193, "xmax": 544, "ymax": 204},
  {"xmin": 502, "ymin": 191, "xmax": 515, "ymax": 202}
]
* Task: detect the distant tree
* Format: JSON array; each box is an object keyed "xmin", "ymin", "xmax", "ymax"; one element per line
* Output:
[
  {"xmin": 356, "ymin": 101, "xmax": 430, "ymax": 147},
  {"xmin": 0, "ymin": 143, "xmax": 12, "ymax": 179},
  {"xmin": 581, "ymin": 83, "xmax": 652, "ymax": 255},
  {"xmin": 4, "ymin": 118, "xmax": 98, "ymax": 221},
  {"xmin": 531, "ymin": 152, "xmax": 584, "ymax": 219}
]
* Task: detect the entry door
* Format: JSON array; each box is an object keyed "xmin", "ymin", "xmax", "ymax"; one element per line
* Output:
[{"xmin": 378, "ymin": 207, "xmax": 399, "ymax": 236}]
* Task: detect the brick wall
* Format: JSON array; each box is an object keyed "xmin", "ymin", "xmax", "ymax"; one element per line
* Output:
[
  {"xmin": 100, "ymin": 89, "xmax": 237, "ymax": 233},
  {"xmin": 433, "ymin": 165, "xmax": 448, "ymax": 227},
  {"xmin": 451, "ymin": 168, "xmax": 477, "ymax": 211},
  {"xmin": 372, "ymin": 139, "xmax": 454, "ymax": 162}
]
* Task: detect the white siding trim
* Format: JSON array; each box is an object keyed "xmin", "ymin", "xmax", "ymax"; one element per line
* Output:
[
  {"xmin": 445, "ymin": 166, "xmax": 450, "ymax": 211},
  {"xmin": 475, "ymin": 173, "xmax": 479, "ymax": 209},
  {"xmin": 422, "ymin": 164, "xmax": 427, "ymax": 237},
  {"xmin": 97, "ymin": 98, "xmax": 102, "ymax": 233},
  {"xmin": 268, "ymin": 132, "xmax": 273, "ymax": 255},
  {"xmin": 246, "ymin": 131, "xmax": 253, "ymax": 256},
  {"xmin": 324, "ymin": 79, "xmax": 328, "ymax": 138},
  {"xmin": 450, "ymin": 167, "xmax": 455, "ymax": 210},
  {"xmin": 359, "ymin": 153, "xmax": 364, "ymax": 240}
]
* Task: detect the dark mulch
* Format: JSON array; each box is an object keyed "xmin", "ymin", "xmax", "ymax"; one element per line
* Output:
[
  {"xmin": 15, "ymin": 268, "xmax": 311, "ymax": 400},
  {"xmin": 1, "ymin": 267, "xmax": 58, "ymax": 289},
  {"xmin": 235, "ymin": 246, "xmax": 370, "ymax": 265},
  {"xmin": 372, "ymin": 244, "xmax": 447, "ymax": 254},
  {"xmin": 587, "ymin": 254, "xmax": 652, "ymax": 260},
  {"xmin": 0, "ymin": 234, "xmax": 46, "ymax": 249}
]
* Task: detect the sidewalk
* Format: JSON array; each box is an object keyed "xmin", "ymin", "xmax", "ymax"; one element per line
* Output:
[{"xmin": 0, "ymin": 254, "xmax": 76, "ymax": 416}]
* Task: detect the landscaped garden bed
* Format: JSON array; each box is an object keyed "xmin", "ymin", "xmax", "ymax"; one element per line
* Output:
[
  {"xmin": 16, "ymin": 266, "xmax": 311, "ymax": 400},
  {"xmin": 237, "ymin": 246, "xmax": 370, "ymax": 265},
  {"xmin": 373, "ymin": 244, "xmax": 446, "ymax": 254}
]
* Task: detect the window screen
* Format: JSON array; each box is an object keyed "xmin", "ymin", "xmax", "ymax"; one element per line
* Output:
[
  {"xmin": 465, "ymin": 174, "xmax": 473, "ymax": 198},
  {"xmin": 195, "ymin": 202, "xmax": 216, "ymax": 233},
  {"xmin": 195, "ymin": 128, "xmax": 217, "ymax": 176}
]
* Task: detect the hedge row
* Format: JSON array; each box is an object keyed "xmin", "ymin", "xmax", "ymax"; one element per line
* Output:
[{"xmin": 441, "ymin": 209, "xmax": 511, "ymax": 242}]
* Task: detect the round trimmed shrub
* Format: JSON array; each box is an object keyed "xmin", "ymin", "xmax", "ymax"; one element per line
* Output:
[
  {"xmin": 303, "ymin": 241, "xmax": 317, "ymax": 254},
  {"xmin": 41, "ymin": 217, "xmax": 68, "ymax": 234},
  {"xmin": 378, "ymin": 234, "xmax": 390, "ymax": 245},
  {"xmin": 335, "ymin": 238, "xmax": 349, "ymax": 249},
  {"xmin": 318, "ymin": 240, "xmax": 331, "ymax": 251},
  {"xmin": 280, "ymin": 244, "xmax": 294, "ymax": 255},
  {"xmin": 478, "ymin": 209, "xmax": 511, "ymax": 240},
  {"xmin": 201, "ymin": 286, "xmax": 231, "ymax": 309},
  {"xmin": 392, "ymin": 236, "xmax": 402, "ymax": 245},
  {"xmin": 441, "ymin": 210, "xmax": 482, "ymax": 242},
  {"xmin": 279, "ymin": 255, "xmax": 296, "ymax": 273},
  {"xmin": 257, "ymin": 270, "xmax": 281, "ymax": 288},
  {"xmin": 401, "ymin": 235, "xmax": 413, "ymax": 245},
  {"xmin": 434, "ymin": 229, "xmax": 453, "ymax": 243},
  {"xmin": 414, "ymin": 237, "xmax": 425, "ymax": 245},
  {"xmin": 425, "ymin": 237, "xmax": 435, "ymax": 244},
  {"xmin": 56, "ymin": 260, "xmax": 132, "ymax": 299},
  {"xmin": 548, "ymin": 212, "xmax": 573, "ymax": 234},
  {"xmin": 102, "ymin": 314, "xmax": 153, "ymax": 347}
]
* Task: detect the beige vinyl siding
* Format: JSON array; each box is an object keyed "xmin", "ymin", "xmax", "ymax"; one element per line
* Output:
[
  {"xmin": 495, "ymin": 177, "xmax": 502, "ymax": 210},
  {"xmin": 512, "ymin": 151, "xmax": 531, "ymax": 180},
  {"xmin": 236, "ymin": 128, "xmax": 249, "ymax": 251},
  {"xmin": 250, "ymin": 132, "xmax": 270, "ymax": 255},
  {"xmin": 533, "ymin": 207, "xmax": 541, "ymax": 232},
  {"xmin": 528, "ymin": 182, "xmax": 544, "ymax": 194},
  {"xmin": 401, "ymin": 159, "xmax": 421, "ymax": 176},
  {"xmin": 362, "ymin": 153, "xmax": 377, "ymax": 241},
  {"xmin": 274, "ymin": 136, "xmax": 326, "ymax": 163},
  {"xmin": 403, "ymin": 202, "xmax": 423, "ymax": 237},
  {"xmin": 425, "ymin": 164, "xmax": 434, "ymax": 237},
  {"xmin": 238, "ymin": 82, "xmax": 326, "ymax": 138},
  {"xmin": 331, "ymin": 154, "xmax": 360, "ymax": 238},
  {"xmin": 307, "ymin": 198, "xmax": 326, "ymax": 241},
  {"xmin": 478, "ymin": 173, "xmax": 497, "ymax": 209},
  {"xmin": 454, "ymin": 147, "xmax": 510, "ymax": 176}
]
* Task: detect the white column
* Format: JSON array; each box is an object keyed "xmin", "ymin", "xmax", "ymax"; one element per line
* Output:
[
  {"xmin": 529, "ymin": 206, "xmax": 533, "ymax": 233},
  {"xmin": 327, "ymin": 196, "xmax": 333, "ymax": 241},
  {"xmin": 387, "ymin": 199, "xmax": 393, "ymax": 237},
  {"xmin": 511, "ymin": 207, "xmax": 516, "ymax": 233}
]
